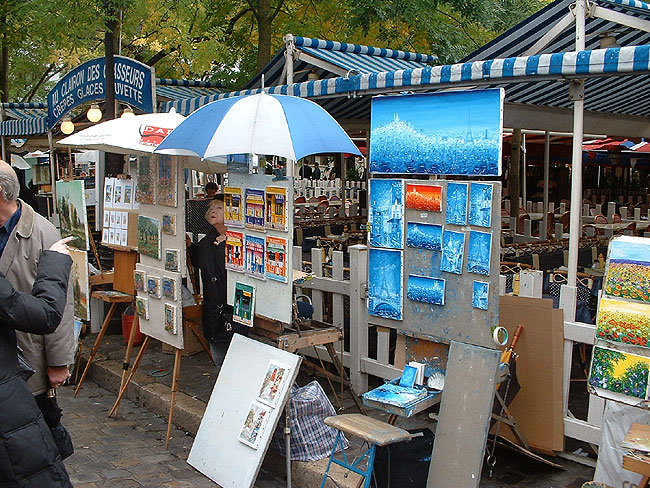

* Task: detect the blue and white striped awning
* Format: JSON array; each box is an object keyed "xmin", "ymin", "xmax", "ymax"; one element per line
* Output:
[
  {"xmin": 155, "ymin": 78, "xmax": 221, "ymax": 103},
  {"xmin": 0, "ymin": 107, "xmax": 47, "ymax": 136}
]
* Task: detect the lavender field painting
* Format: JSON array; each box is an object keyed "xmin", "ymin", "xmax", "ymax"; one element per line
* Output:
[
  {"xmin": 406, "ymin": 223, "xmax": 443, "ymax": 251},
  {"xmin": 407, "ymin": 275, "xmax": 445, "ymax": 305},
  {"xmin": 369, "ymin": 89, "xmax": 503, "ymax": 176}
]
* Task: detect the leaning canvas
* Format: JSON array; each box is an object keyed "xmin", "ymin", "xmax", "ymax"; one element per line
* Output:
[
  {"xmin": 467, "ymin": 230, "xmax": 492, "ymax": 276},
  {"xmin": 69, "ymin": 248, "xmax": 90, "ymax": 321},
  {"xmin": 368, "ymin": 248, "xmax": 403, "ymax": 320},
  {"xmin": 55, "ymin": 180, "xmax": 89, "ymax": 250},
  {"xmin": 369, "ymin": 179, "xmax": 404, "ymax": 249}
]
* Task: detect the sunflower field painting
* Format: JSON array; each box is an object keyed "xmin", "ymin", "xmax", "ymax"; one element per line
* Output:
[
  {"xmin": 603, "ymin": 237, "xmax": 650, "ymax": 303},
  {"xmin": 589, "ymin": 346, "xmax": 650, "ymax": 400},
  {"xmin": 596, "ymin": 297, "xmax": 650, "ymax": 348}
]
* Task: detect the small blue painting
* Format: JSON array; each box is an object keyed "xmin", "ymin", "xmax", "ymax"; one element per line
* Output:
[
  {"xmin": 445, "ymin": 183, "xmax": 468, "ymax": 226},
  {"xmin": 369, "ymin": 89, "xmax": 503, "ymax": 176},
  {"xmin": 368, "ymin": 248, "xmax": 403, "ymax": 320},
  {"xmin": 440, "ymin": 230, "xmax": 466, "ymax": 275},
  {"xmin": 407, "ymin": 275, "xmax": 445, "ymax": 305},
  {"xmin": 369, "ymin": 179, "xmax": 404, "ymax": 249},
  {"xmin": 472, "ymin": 281, "xmax": 489, "ymax": 310},
  {"xmin": 399, "ymin": 365, "xmax": 418, "ymax": 388},
  {"xmin": 468, "ymin": 183, "xmax": 493, "ymax": 228},
  {"xmin": 406, "ymin": 222, "xmax": 443, "ymax": 251},
  {"xmin": 467, "ymin": 230, "xmax": 492, "ymax": 276}
]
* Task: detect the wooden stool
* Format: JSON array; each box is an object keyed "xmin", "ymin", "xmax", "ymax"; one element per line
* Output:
[{"xmin": 320, "ymin": 414, "xmax": 411, "ymax": 488}]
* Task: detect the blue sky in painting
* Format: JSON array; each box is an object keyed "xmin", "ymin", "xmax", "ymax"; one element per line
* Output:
[{"xmin": 609, "ymin": 238, "xmax": 650, "ymax": 264}]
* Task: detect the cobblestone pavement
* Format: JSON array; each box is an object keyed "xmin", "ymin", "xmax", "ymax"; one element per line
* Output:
[{"xmin": 59, "ymin": 381, "xmax": 284, "ymax": 488}]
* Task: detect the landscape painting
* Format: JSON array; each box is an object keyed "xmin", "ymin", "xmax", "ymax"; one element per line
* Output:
[
  {"xmin": 407, "ymin": 275, "xmax": 445, "ymax": 305},
  {"xmin": 368, "ymin": 248, "xmax": 403, "ymax": 320},
  {"xmin": 369, "ymin": 89, "xmax": 503, "ymax": 176},
  {"xmin": 440, "ymin": 230, "xmax": 466, "ymax": 275},
  {"xmin": 55, "ymin": 180, "xmax": 89, "ymax": 250},
  {"xmin": 137, "ymin": 215, "xmax": 161, "ymax": 260},
  {"xmin": 69, "ymin": 249, "xmax": 90, "ymax": 320},
  {"xmin": 406, "ymin": 222, "xmax": 442, "ymax": 251},
  {"xmin": 589, "ymin": 346, "xmax": 650, "ymax": 400},
  {"xmin": 472, "ymin": 281, "xmax": 489, "ymax": 310},
  {"xmin": 604, "ymin": 237, "xmax": 650, "ymax": 303},
  {"xmin": 405, "ymin": 184, "xmax": 442, "ymax": 212},
  {"xmin": 369, "ymin": 178, "xmax": 404, "ymax": 249},
  {"xmin": 467, "ymin": 230, "xmax": 492, "ymax": 276},
  {"xmin": 596, "ymin": 297, "xmax": 650, "ymax": 348},
  {"xmin": 445, "ymin": 182, "xmax": 468, "ymax": 226},
  {"xmin": 156, "ymin": 154, "xmax": 177, "ymax": 207},
  {"xmin": 468, "ymin": 182, "xmax": 493, "ymax": 228},
  {"xmin": 135, "ymin": 155, "xmax": 155, "ymax": 204}
]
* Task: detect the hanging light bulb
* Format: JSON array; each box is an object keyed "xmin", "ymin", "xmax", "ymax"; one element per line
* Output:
[
  {"xmin": 121, "ymin": 106, "xmax": 135, "ymax": 118},
  {"xmin": 87, "ymin": 104, "xmax": 102, "ymax": 123},
  {"xmin": 60, "ymin": 116, "xmax": 74, "ymax": 135}
]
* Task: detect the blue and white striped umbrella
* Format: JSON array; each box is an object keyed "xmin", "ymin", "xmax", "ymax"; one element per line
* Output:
[{"xmin": 155, "ymin": 92, "xmax": 361, "ymax": 161}]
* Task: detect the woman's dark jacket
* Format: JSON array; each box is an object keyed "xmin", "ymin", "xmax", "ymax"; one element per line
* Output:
[{"xmin": 0, "ymin": 250, "xmax": 72, "ymax": 487}]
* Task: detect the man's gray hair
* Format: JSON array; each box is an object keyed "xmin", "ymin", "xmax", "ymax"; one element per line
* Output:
[{"xmin": 0, "ymin": 163, "xmax": 20, "ymax": 202}]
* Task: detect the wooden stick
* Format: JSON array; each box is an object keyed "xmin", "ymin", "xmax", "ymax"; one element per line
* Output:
[
  {"xmin": 114, "ymin": 312, "xmax": 138, "ymax": 417},
  {"xmin": 185, "ymin": 319, "xmax": 213, "ymax": 362},
  {"xmin": 74, "ymin": 303, "xmax": 116, "ymax": 397},
  {"xmin": 109, "ymin": 335, "xmax": 150, "ymax": 417},
  {"xmin": 88, "ymin": 226, "xmax": 104, "ymax": 274},
  {"xmin": 166, "ymin": 348, "xmax": 182, "ymax": 449}
]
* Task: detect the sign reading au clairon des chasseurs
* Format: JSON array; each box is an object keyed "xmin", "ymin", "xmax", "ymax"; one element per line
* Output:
[{"xmin": 47, "ymin": 56, "xmax": 155, "ymax": 129}]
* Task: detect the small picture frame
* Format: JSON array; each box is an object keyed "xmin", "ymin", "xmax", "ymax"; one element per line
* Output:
[
  {"xmin": 164, "ymin": 249, "xmax": 180, "ymax": 272},
  {"xmin": 162, "ymin": 276, "xmax": 177, "ymax": 301},
  {"xmin": 147, "ymin": 276, "xmax": 161, "ymax": 298},
  {"xmin": 135, "ymin": 296, "xmax": 149, "ymax": 319},
  {"xmin": 162, "ymin": 213, "xmax": 177, "ymax": 235},
  {"xmin": 134, "ymin": 270, "xmax": 146, "ymax": 292},
  {"xmin": 164, "ymin": 303, "xmax": 178, "ymax": 334}
]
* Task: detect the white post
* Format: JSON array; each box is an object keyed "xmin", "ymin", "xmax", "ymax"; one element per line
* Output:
[
  {"xmin": 542, "ymin": 131, "xmax": 550, "ymax": 238},
  {"xmin": 349, "ymin": 245, "xmax": 368, "ymax": 393},
  {"xmin": 284, "ymin": 34, "xmax": 295, "ymax": 85}
]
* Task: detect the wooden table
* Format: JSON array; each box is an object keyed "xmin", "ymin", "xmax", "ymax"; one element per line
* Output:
[{"xmin": 621, "ymin": 422, "xmax": 650, "ymax": 487}]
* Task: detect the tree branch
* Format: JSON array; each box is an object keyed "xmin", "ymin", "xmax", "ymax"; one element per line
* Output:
[
  {"xmin": 270, "ymin": 0, "xmax": 287, "ymax": 21},
  {"xmin": 21, "ymin": 62, "xmax": 58, "ymax": 103}
]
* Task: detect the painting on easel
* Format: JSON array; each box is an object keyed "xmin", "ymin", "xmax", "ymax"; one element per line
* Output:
[
  {"xmin": 69, "ymin": 248, "xmax": 90, "ymax": 320},
  {"xmin": 467, "ymin": 230, "xmax": 492, "ymax": 276},
  {"xmin": 369, "ymin": 178, "xmax": 404, "ymax": 249},
  {"xmin": 407, "ymin": 275, "xmax": 445, "ymax": 305},
  {"xmin": 55, "ymin": 180, "xmax": 89, "ymax": 250},
  {"xmin": 445, "ymin": 182, "xmax": 468, "ymax": 226},
  {"xmin": 589, "ymin": 346, "xmax": 650, "ymax": 401},
  {"xmin": 406, "ymin": 222, "xmax": 442, "ymax": 251},
  {"xmin": 596, "ymin": 297, "xmax": 650, "ymax": 348},
  {"xmin": 440, "ymin": 230, "xmax": 465, "ymax": 275},
  {"xmin": 468, "ymin": 182, "xmax": 493, "ymax": 228},
  {"xmin": 604, "ymin": 237, "xmax": 650, "ymax": 303}
]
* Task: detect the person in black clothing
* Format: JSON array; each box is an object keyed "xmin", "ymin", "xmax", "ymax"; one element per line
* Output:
[
  {"xmin": 13, "ymin": 167, "xmax": 39, "ymax": 213},
  {"xmin": 299, "ymin": 163, "xmax": 312, "ymax": 179},
  {"xmin": 0, "ymin": 236, "xmax": 73, "ymax": 488},
  {"xmin": 187, "ymin": 194, "xmax": 246, "ymax": 367},
  {"xmin": 310, "ymin": 161, "xmax": 321, "ymax": 180}
]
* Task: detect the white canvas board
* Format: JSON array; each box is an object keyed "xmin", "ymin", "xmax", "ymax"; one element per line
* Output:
[{"xmin": 188, "ymin": 335, "xmax": 301, "ymax": 487}]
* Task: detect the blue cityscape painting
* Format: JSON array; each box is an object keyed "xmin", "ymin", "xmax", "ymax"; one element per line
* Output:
[
  {"xmin": 467, "ymin": 230, "xmax": 492, "ymax": 276},
  {"xmin": 445, "ymin": 183, "xmax": 468, "ymax": 226},
  {"xmin": 369, "ymin": 179, "xmax": 404, "ymax": 249},
  {"xmin": 369, "ymin": 89, "xmax": 503, "ymax": 176},
  {"xmin": 406, "ymin": 222, "xmax": 443, "ymax": 251},
  {"xmin": 440, "ymin": 230, "xmax": 466, "ymax": 275},
  {"xmin": 407, "ymin": 275, "xmax": 445, "ymax": 305},
  {"xmin": 472, "ymin": 281, "xmax": 489, "ymax": 310},
  {"xmin": 468, "ymin": 183, "xmax": 493, "ymax": 228},
  {"xmin": 368, "ymin": 248, "xmax": 403, "ymax": 320}
]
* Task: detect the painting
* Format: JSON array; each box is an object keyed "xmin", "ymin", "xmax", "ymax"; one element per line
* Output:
[
  {"xmin": 69, "ymin": 249, "xmax": 90, "ymax": 321},
  {"xmin": 245, "ymin": 188, "xmax": 265, "ymax": 231},
  {"xmin": 123, "ymin": 180, "xmax": 134, "ymax": 207},
  {"xmin": 257, "ymin": 361, "xmax": 288, "ymax": 408},
  {"xmin": 596, "ymin": 297, "xmax": 650, "ymax": 348},
  {"xmin": 113, "ymin": 179, "xmax": 123, "ymax": 206},
  {"xmin": 32, "ymin": 164, "xmax": 51, "ymax": 186},
  {"xmin": 368, "ymin": 248, "xmax": 403, "ymax": 320},
  {"xmin": 407, "ymin": 275, "xmax": 445, "ymax": 305},
  {"xmin": 604, "ymin": 237, "xmax": 650, "ymax": 303},
  {"xmin": 244, "ymin": 234, "xmax": 265, "ymax": 279},
  {"xmin": 440, "ymin": 230, "xmax": 465, "ymax": 275},
  {"xmin": 135, "ymin": 296, "xmax": 149, "ymax": 320},
  {"xmin": 164, "ymin": 249, "xmax": 180, "ymax": 272},
  {"xmin": 103, "ymin": 210, "xmax": 110, "ymax": 227},
  {"xmin": 164, "ymin": 303, "xmax": 178, "ymax": 334},
  {"xmin": 369, "ymin": 179, "xmax": 404, "ymax": 249},
  {"xmin": 224, "ymin": 186, "xmax": 244, "ymax": 227},
  {"xmin": 104, "ymin": 177, "xmax": 114, "ymax": 208},
  {"xmin": 405, "ymin": 184, "xmax": 442, "ymax": 212},
  {"xmin": 468, "ymin": 182, "xmax": 493, "ymax": 228},
  {"xmin": 589, "ymin": 346, "xmax": 650, "ymax": 400},
  {"xmin": 233, "ymin": 281, "xmax": 255, "ymax": 326},
  {"xmin": 226, "ymin": 231, "xmax": 245, "ymax": 271},
  {"xmin": 110, "ymin": 211, "xmax": 116, "ymax": 227},
  {"xmin": 239, "ymin": 400, "xmax": 271, "ymax": 449},
  {"xmin": 102, "ymin": 228, "xmax": 108, "ymax": 243},
  {"xmin": 55, "ymin": 180, "xmax": 89, "ymax": 250},
  {"xmin": 265, "ymin": 186, "xmax": 288, "ymax": 231},
  {"xmin": 369, "ymin": 89, "xmax": 503, "ymax": 176},
  {"xmin": 406, "ymin": 222, "xmax": 442, "ymax": 251},
  {"xmin": 156, "ymin": 154, "xmax": 177, "ymax": 207},
  {"xmin": 472, "ymin": 281, "xmax": 489, "ymax": 310},
  {"xmin": 467, "ymin": 230, "xmax": 492, "ymax": 276},
  {"xmin": 162, "ymin": 213, "xmax": 176, "ymax": 235},
  {"xmin": 137, "ymin": 215, "xmax": 161, "ymax": 259},
  {"xmin": 134, "ymin": 270, "xmax": 146, "ymax": 292},
  {"xmin": 119, "ymin": 229, "xmax": 128, "ymax": 247},
  {"xmin": 445, "ymin": 182, "xmax": 468, "ymax": 226},
  {"xmin": 265, "ymin": 236, "xmax": 288, "ymax": 282},
  {"xmin": 135, "ymin": 155, "xmax": 155, "ymax": 204},
  {"xmin": 121, "ymin": 212, "xmax": 129, "ymax": 230},
  {"xmin": 147, "ymin": 276, "xmax": 161, "ymax": 298},
  {"xmin": 162, "ymin": 276, "xmax": 177, "ymax": 301}
]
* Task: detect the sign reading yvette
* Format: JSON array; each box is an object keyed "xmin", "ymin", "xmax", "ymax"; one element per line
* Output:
[{"xmin": 47, "ymin": 56, "xmax": 155, "ymax": 129}]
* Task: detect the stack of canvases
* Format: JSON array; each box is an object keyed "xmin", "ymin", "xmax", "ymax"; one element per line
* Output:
[{"xmin": 589, "ymin": 236, "xmax": 650, "ymax": 406}]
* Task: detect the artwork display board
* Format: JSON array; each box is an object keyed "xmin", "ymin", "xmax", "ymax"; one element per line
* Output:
[
  {"xmin": 101, "ymin": 176, "xmax": 137, "ymax": 248},
  {"xmin": 369, "ymin": 89, "xmax": 504, "ymax": 176},
  {"xmin": 55, "ymin": 179, "xmax": 89, "ymax": 250},
  {"xmin": 226, "ymin": 172, "xmax": 293, "ymax": 325},
  {"xmin": 589, "ymin": 236, "xmax": 650, "ymax": 408},
  {"xmin": 368, "ymin": 178, "xmax": 501, "ymax": 350},
  {"xmin": 188, "ymin": 335, "xmax": 301, "ymax": 487}
]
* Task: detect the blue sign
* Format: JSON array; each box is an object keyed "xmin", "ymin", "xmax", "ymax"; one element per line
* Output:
[{"xmin": 47, "ymin": 56, "xmax": 155, "ymax": 129}]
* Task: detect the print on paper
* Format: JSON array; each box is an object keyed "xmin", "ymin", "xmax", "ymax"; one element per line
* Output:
[
  {"xmin": 604, "ymin": 237, "xmax": 650, "ymax": 303},
  {"xmin": 468, "ymin": 182, "xmax": 493, "ymax": 228},
  {"xmin": 104, "ymin": 177, "xmax": 114, "ymax": 208},
  {"xmin": 406, "ymin": 222, "xmax": 442, "ymax": 251},
  {"xmin": 445, "ymin": 182, "xmax": 468, "ymax": 226},
  {"xmin": 467, "ymin": 230, "xmax": 492, "ymax": 276},
  {"xmin": 225, "ymin": 231, "xmax": 245, "ymax": 271},
  {"xmin": 244, "ymin": 234, "xmax": 266, "ymax": 279},
  {"xmin": 233, "ymin": 281, "xmax": 256, "ymax": 326},
  {"xmin": 368, "ymin": 248, "xmax": 403, "ymax": 320},
  {"xmin": 472, "ymin": 281, "xmax": 489, "ymax": 310},
  {"xmin": 257, "ymin": 361, "xmax": 288, "ymax": 408},
  {"xmin": 224, "ymin": 186, "xmax": 244, "ymax": 227},
  {"xmin": 407, "ymin": 275, "xmax": 445, "ymax": 305},
  {"xmin": 123, "ymin": 180, "xmax": 133, "ymax": 207},
  {"xmin": 239, "ymin": 401, "xmax": 271, "ymax": 449},
  {"xmin": 405, "ymin": 184, "xmax": 442, "ymax": 212},
  {"xmin": 369, "ymin": 178, "xmax": 404, "ymax": 249},
  {"xmin": 589, "ymin": 346, "xmax": 650, "ymax": 400},
  {"xmin": 137, "ymin": 215, "xmax": 161, "ymax": 260},
  {"xmin": 440, "ymin": 230, "xmax": 466, "ymax": 275},
  {"xmin": 245, "ymin": 188, "xmax": 265, "ymax": 231},
  {"xmin": 265, "ymin": 186, "xmax": 288, "ymax": 231},
  {"xmin": 265, "ymin": 236, "xmax": 288, "ymax": 282}
]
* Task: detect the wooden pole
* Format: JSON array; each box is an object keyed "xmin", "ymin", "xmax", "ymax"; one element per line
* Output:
[
  {"xmin": 109, "ymin": 335, "xmax": 150, "ymax": 417},
  {"xmin": 510, "ymin": 129, "xmax": 522, "ymax": 215},
  {"xmin": 113, "ymin": 312, "xmax": 138, "ymax": 417},
  {"xmin": 165, "ymin": 348, "xmax": 182, "ymax": 449}
]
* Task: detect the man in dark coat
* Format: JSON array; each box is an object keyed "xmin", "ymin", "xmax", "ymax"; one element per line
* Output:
[{"xmin": 0, "ymin": 237, "xmax": 73, "ymax": 487}]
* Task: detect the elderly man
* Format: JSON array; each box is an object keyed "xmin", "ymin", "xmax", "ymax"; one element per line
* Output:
[{"xmin": 0, "ymin": 161, "xmax": 74, "ymax": 410}]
